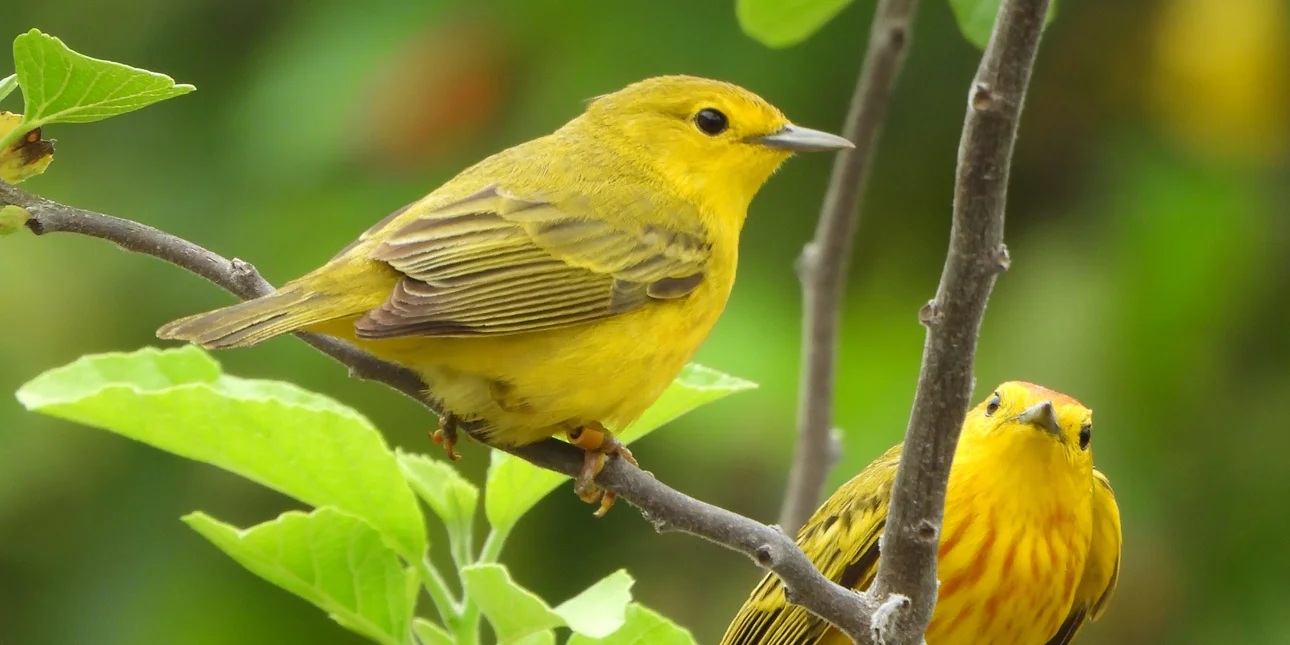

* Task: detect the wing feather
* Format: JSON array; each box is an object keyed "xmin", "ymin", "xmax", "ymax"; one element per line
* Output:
[
  {"xmin": 721, "ymin": 445, "xmax": 902, "ymax": 645},
  {"xmin": 355, "ymin": 184, "xmax": 710, "ymax": 338}
]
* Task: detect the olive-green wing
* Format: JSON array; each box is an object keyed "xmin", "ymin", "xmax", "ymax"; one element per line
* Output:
[
  {"xmin": 1045, "ymin": 469, "xmax": 1122, "ymax": 645},
  {"xmin": 721, "ymin": 445, "xmax": 903, "ymax": 645},
  {"xmin": 355, "ymin": 184, "xmax": 710, "ymax": 338}
]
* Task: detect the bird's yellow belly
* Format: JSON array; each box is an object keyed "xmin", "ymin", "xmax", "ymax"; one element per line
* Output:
[
  {"xmin": 344, "ymin": 282, "xmax": 730, "ymax": 446},
  {"xmin": 925, "ymin": 500, "xmax": 1091, "ymax": 644}
]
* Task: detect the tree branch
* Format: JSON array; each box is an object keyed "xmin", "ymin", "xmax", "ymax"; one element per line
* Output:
[
  {"xmin": 863, "ymin": 0, "xmax": 1052, "ymax": 642},
  {"xmin": 781, "ymin": 0, "xmax": 921, "ymax": 533},
  {"xmin": 0, "ymin": 177, "xmax": 881, "ymax": 644}
]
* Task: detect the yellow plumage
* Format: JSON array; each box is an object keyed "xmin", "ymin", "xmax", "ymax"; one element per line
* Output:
[
  {"xmin": 156, "ymin": 75, "xmax": 852, "ymax": 511},
  {"xmin": 722, "ymin": 382, "xmax": 1122, "ymax": 645}
]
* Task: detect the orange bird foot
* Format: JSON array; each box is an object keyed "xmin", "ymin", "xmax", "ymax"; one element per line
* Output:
[
  {"xmin": 567, "ymin": 424, "xmax": 638, "ymax": 517},
  {"xmin": 430, "ymin": 415, "xmax": 463, "ymax": 461}
]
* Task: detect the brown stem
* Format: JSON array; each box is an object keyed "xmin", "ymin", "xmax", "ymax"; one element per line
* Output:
[
  {"xmin": 781, "ymin": 0, "xmax": 921, "ymax": 534},
  {"xmin": 863, "ymin": 0, "xmax": 1052, "ymax": 642},
  {"xmin": 0, "ymin": 177, "xmax": 882, "ymax": 644}
]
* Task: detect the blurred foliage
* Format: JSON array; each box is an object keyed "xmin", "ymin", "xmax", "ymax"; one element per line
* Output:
[{"xmin": 1, "ymin": 0, "xmax": 1288, "ymax": 643}]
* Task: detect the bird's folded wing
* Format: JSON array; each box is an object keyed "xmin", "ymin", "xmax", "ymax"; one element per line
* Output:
[
  {"xmin": 720, "ymin": 446, "xmax": 902, "ymax": 645},
  {"xmin": 1045, "ymin": 470, "xmax": 1122, "ymax": 645},
  {"xmin": 356, "ymin": 184, "xmax": 710, "ymax": 338}
]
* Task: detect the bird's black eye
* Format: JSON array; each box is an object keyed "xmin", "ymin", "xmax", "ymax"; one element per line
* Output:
[
  {"xmin": 1079, "ymin": 423, "xmax": 1092, "ymax": 450},
  {"xmin": 694, "ymin": 108, "xmax": 728, "ymax": 136},
  {"xmin": 985, "ymin": 392, "xmax": 1001, "ymax": 417}
]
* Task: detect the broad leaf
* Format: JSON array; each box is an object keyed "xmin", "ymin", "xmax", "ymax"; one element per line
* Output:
[
  {"xmin": 736, "ymin": 0, "xmax": 853, "ymax": 48},
  {"xmin": 184, "ymin": 508, "xmax": 417, "ymax": 645},
  {"xmin": 484, "ymin": 364, "xmax": 755, "ymax": 533},
  {"xmin": 0, "ymin": 74, "xmax": 16, "ymax": 103},
  {"xmin": 411, "ymin": 618, "xmax": 454, "ymax": 645},
  {"xmin": 566, "ymin": 604, "xmax": 696, "ymax": 645},
  {"xmin": 17, "ymin": 346, "xmax": 426, "ymax": 558},
  {"xmin": 397, "ymin": 450, "xmax": 478, "ymax": 534},
  {"xmin": 950, "ymin": 0, "xmax": 1059, "ymax": 49},
  {"xmin": 459, "ymin": 563, "xmax": 563, "ymax": 643},
  {"xmin": 554, "ymin": 570, "xmax": 634, "ymax": 638},
  {"xmin": 12, "ymin": 29, "xmax": 193, "ymax": 126}
]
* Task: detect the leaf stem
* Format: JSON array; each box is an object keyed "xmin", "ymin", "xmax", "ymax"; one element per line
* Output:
[
  {"xmin": 457, "ymin": 526, "xmax": 509, "ymax": 644},
  {"xmin": 415, "ymin": 556, "xmax": 462, "ymax": 635},
  {"xmin": 477, "ymin": 527, "xmax": 509, "ymax": 564}
]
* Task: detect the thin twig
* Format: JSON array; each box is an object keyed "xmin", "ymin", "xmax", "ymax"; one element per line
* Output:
[
  {"xmin": 0, "ymin": 178, "xmax": 882, "ymax": 644},
  {"xmin": 781, "ymin": 0, "xmax": 921, "ymax": 533},
  {"xmin": 862, "ymin": 0, "xmax": 1052, "ymax": 642}
]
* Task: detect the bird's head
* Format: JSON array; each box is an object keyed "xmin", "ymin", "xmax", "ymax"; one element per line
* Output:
[
  {"xmin": 964, "ymin": 381, "xmax": 1096, "ymax": 474},
  {"xmin": 578, "ymin": 75, "xmax": 851, "ymax": 215}
]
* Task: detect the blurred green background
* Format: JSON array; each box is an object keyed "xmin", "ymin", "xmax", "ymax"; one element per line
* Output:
[{"xmin": 3, "ymin": 0, "xmax": 1289, "ymax": 643}]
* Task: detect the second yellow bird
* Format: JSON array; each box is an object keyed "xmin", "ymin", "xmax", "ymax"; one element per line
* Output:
[
  {"xmin": 157, "ymin": 75, "xmax": 852, "ymax": 513},
  {"xmin": 723, "ymin": 382, "xmax": 1122, "ymax": 645}
]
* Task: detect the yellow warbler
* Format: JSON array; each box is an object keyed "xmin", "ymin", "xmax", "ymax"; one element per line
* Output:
[
  {"xmin": 722, "ymin": 382, "xmax": 1122, "ymax": 644},
  {"xmin": 158, "ymin": 75, "xmax": 852, "ymax": 514}
]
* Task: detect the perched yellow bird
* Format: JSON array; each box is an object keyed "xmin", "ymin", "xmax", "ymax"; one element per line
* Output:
[
  {"xmin": 722, "ymin": 382, "xmax": 1122, "ymax": 645},
  {"xmin": 158, "ymin": 75, "xmax": 852, "ymax": 513}
]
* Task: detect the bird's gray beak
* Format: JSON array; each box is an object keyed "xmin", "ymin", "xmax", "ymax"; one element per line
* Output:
[
  {"xmin": 748, "ymin": 124, "xmax": 854, "ymax": 152},
  {"xmin": 1015, "ymin": 400, "xmax": 1062, "ymax": 437}
]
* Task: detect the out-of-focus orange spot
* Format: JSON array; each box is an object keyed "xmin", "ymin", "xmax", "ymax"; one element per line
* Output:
[
  {"xmin": 1149, "ymin": 0, "xmax": 1289, "ymax": 163},
  {"xmin": 356, "ymin": 18, "xmax": 509, "ymax": 168}
]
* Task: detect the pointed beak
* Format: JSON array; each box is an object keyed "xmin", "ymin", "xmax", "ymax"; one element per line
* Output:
[
  {"xmin": 747, "ymin": 124, "xmax": 854, "ymax": 152},
  {"xmin": 1015, "ymin": 400, "xmax": 1062, "ymax": 437}
]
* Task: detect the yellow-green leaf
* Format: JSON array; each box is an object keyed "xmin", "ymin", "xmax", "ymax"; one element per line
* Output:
[
  {"xmin": 12, "ymin": 29, "xmax": 193, "ymax": 126},
  {"xmin": 17, "ymin": 346, "xmax": 426, "ymax": 559},
  {"xmin": 460, "ymin": 563, "xmax": 563, "ymax": 643},
  {"xmin": 736, "ymin": 0, "xmax": 854, "ymax": 48},
  {"xmin": 566, "ymin": 604, "xmax": 696, "ymax": 645},
  {"xmin": 184, "ymin": 508, "xmax": 416, "ymax": 645}
]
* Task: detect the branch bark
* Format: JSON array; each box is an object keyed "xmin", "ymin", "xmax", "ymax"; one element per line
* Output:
[
  {"xmin": 864, "ymin": 0, "xmax": 1053, "ymax": 641},
  {"xmin": 781, "ymin": 0, "xmax": 921, "ymax": 535},
  {"xmin": 0, "ymin": 178, "xmax": 882, "ymax": 644}
]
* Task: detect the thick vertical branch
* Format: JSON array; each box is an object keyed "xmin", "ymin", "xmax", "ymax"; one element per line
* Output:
[
  {"xmin": 864, "ymin": 0, "xmax": 1052, "ymax": 641},
  {"xmin": 781, "ymin": 0, "xmax": 921, "ymax": 534}
]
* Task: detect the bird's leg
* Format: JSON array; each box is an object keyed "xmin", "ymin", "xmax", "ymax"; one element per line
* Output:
[
  {"xmin": 431, "ymin": 415, "xmax": 462, "ymax": 461},
  {"xmin": 567, "ymin": 422, "xmax": 638, "ymax": 517}
]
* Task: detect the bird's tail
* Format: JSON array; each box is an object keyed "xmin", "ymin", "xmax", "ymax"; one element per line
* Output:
[{"xmin": 157, "ymin": 284, "xmax": 362, "ymax": 349}]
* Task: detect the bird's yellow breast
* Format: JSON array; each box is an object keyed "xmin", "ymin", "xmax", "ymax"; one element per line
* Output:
[
  {"xmin": 925, "ymin": 439, "xmax": 1094, "ymax": 645},
  {"xmin": 333, "ymin": 238, "xmax": 738, "ymax": 446}
]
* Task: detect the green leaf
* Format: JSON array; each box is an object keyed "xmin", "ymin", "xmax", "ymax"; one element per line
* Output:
[
  {"xmin": 184, "ymin": 508, "xmax": 417, "ymax": 645},
  {"xmin": 397, "ymin": 450, "xmax": 478, "ymax": 534},
  {"xmin": 459, "ymin": 563, "xmax": 563, "ymax": 643},
  {"xmin": 17, "ymin": 346, "xmax": 426, "ymax": 559},
  {"xmin": 566, "ymin": 604, "xmax": 696, "ymax": 645},
  {"xmin": 411, "ymin": 618, "xmax": 454, "ymax": 645},
  {"xmin": 554, "ymin": 570, "xmax": 634, "ymax": 638},
  {"xmin": 484, "ymin": 450, "xmax": 566, "ymax": 537},
  {"xmin": 0, "ymin": 74, "xmax": 17, "ymax": 103},
  {"xmin": 0, "ymin": 205, "xmax": 29, "ymax": 236},
  {"xmin": 484, "ymin": 364, "xmax": 755, "ymax": 533},
  {"xmin": 512, "ymin": 633, "xmax": 556, "ymax": 645},
  {"xmin": 949, "ymin": 0, "xmax": 1059, "ymax": 49},
  {"xmin": 12, "ymin": 28, "xmax": 193, "ymax": 126},
  {"xmin": 736, "ymin": 0, "xmax": 853, "ymax": 48}
]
